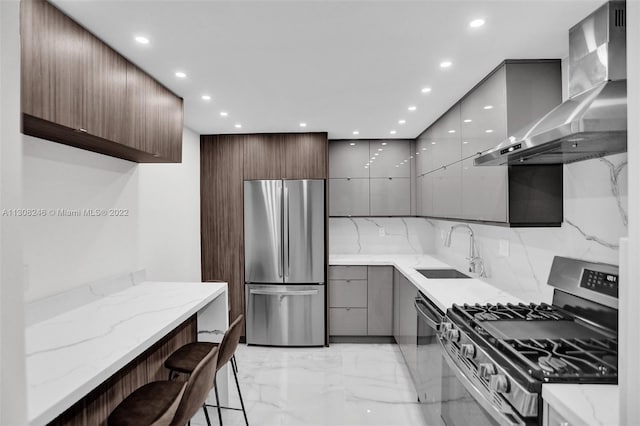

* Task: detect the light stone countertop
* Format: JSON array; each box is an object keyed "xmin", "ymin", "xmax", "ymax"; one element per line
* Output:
[
  {"xmin": 542, "ymin": 384, "xmax": 619, "ymax": 426},
  {"xmin": 25, "ymin": 281, "xmax": 227, "ymax": 426},
  {"xmin": 330, "ymin": 253, "xmax": 618, "ymax": 425},
  {"xmin": 329, "ymin": 253, "xmax": 523, "ymax": 312}
]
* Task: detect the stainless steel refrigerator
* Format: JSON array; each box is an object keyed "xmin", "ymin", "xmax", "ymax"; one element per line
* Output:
[{"xmin": 244, "ymin": 179, "xmax": 325, "ymax": 346}]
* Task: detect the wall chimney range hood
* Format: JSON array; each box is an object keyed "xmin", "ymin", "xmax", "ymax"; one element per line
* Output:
[{"xmin": 475, "ymin": 1, "xmax": 627, "ymax": 166}]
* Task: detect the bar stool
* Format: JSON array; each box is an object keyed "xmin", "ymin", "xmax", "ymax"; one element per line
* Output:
[
  {"xmin": 108, "ymin": 345, "xmax": 219, "ymax": 426},
  {"xmin": 165, "ymin": 314, "xmax": 248, "ymax": 426}
]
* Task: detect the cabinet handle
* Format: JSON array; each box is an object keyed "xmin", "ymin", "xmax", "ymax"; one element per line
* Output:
[
  {"xmin": 347, "ymin": 177, "xmax": 351, "ymax": 181},
  {"xmin": 76, "ymin": 128, "xmax": 88, "ymax": 133},
  {"xmin": 388, "ymin": 177, "xmax": 392, "ymax": 180}
]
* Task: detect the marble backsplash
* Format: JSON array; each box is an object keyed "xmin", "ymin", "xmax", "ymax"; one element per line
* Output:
[
  {"xmin": 329, "ymin": 153, "xmax": 627, "ymax": 303},
  {"xmin": 329, "ymin": 217, "xmax": 435, "ymax": 255}
]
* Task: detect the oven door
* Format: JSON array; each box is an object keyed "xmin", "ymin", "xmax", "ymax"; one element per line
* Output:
[
  {"xmin": 439, "ymin": 338, "xmax": 533, "ymax": 426},
  {"xmin": 415, "ymin": 296, "xmax": 445, "ymax": 426}
]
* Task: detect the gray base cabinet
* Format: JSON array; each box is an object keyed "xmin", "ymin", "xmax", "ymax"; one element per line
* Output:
[
  {"xmin": 367, "ymin": 266, "xmax": 393, "ymax": 335},
  {"xmin": 329, "ymin": 266, "xmax": 393, "ymax": 336},
  {"xmin": 396, "ymin": 272, "xmax": 418, "ymax": 380}
]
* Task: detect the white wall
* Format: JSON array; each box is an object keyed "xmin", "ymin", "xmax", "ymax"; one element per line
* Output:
[
  {"xmin": 22, "ymin": 127, "xmax": 202, "ymax": 302},
  {"xmin": 138, "ymin": 127, "xmax": 201, "ymax": 282},
  {"xmin": 0, "ymin": 1, "xmax": 27, "ymax": 423},
  {"xmin": 621, "ymin": 1, "xmax": 639, "ymax": 423},
  {"xmin": 22, "ymin": 140, "xmax": 140, "ymax": 301}
]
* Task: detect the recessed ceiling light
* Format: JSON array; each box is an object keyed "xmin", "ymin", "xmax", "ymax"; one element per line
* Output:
[
  {"xmin": 463, "ymin": 141, "xmax": 469, "ymax": 144},
  {"xmin": 350, "ymin": 142, "xmax": 356, "ymax": 146},
  {"xmin": 408, "ymin": 106, "xmax": 417, "ymax": 111},
  {"xmin": 220, "ymin": 111, "xmax": 228, "ymax": 117},
  {"xmin": 398, "ymin": 119, "xmax": 406, "ymax": 125},
  {"xmin": 483, "ymin": 105, "xmax": 493, "ymax": 110},
  {"xmin": 378, "ymin": 148, "xmax": 383, "ymax": 152},
  {"xmin": 421, "ymin": 87, "xmax": 432, "ymax": 94},
  {"xmin": 364, "ymin": 166, "xmax": 368, "ymax": 169},
  {"xmin": 299, "ymin": 122, "xmax": 307, "ymax": 127},
  {"xmin": 382, "ymin": 142, "xmax": 388, "ymax": 146},
  {"xmin": 485, "ymin": 129, "xmax": 494, "ymax": 133},
  {"xmin": 234, "ymin": 123, "xmax": 242, "ymax": 129},
  {"xmin": 395, "ymin": 165, "xmax": 400, "ymax": 168},
  {"xmin": 448, "ymin": 130, "xmax": 456, "ymax": 133},
  {"xmin": 135, "ymin": 35, "xmax": 150, "ymax": 45},
  {"xmin": 353, "ymin": 130, "xmax": 360, "ymax": 135},
  {"xmin": 410, "ymin": 156, "xmax": 414, "ymax": 159},
  {"xmin": 201, "ymin": 95, "xmax": 211, "ymax": 101},
  {"xmin": 431, "ymin": 142, "xmax": 437, "ymax": 145},
  {"xmin": 469, "ymin": 18, "xmax": 486, "ymax": 28},
  {"xmin": 175, "ymin": 71, "xmax": 187, "ymax": 78},
  {"xmin": 422, "ymin": 148, "xmax": 427, "ymax": 151},
  {"xmin": 463, "ymin": 119, "xmax": 472, "ymax": 123},
  {"xmin": 389, "ymin": 130, "xmax": 396, "ymax": 135},
  {"xmin": 440, "ymin": 61, "xmax": 452, "ymax": 68},
  {"xmin": 374, "ymin": 153, "xmax": 379, "ymax": 156}
]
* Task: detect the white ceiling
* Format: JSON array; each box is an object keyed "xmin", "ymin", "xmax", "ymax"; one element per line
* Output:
[{"xmin": 52, "ymin": 0, "xmax": 603, "ymax": 140}]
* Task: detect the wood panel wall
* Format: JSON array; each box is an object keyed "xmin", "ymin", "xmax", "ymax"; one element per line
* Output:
[
  {"xmin": 200, "ymin": 133, "xmax": 328, "ymax": 340},
  {"xmin": 49, "ymin": 316, "xmax": 197, "ymax": 426},
  {"xmin": 200, "ymin": 135, "xmax": 245, "ymax": 333}
]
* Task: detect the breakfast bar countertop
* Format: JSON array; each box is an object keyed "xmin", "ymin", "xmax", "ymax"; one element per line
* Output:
[{"xmin": 25, "ymin": 281, "xmax": 227, "ymax": 426}]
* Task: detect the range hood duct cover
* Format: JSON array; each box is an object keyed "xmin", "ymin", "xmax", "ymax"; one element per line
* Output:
[{"xmin": 475, "ymin": 1, "xmax": 627, "ymax": 166}]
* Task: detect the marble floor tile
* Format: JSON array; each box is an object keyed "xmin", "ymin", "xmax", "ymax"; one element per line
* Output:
[{"xmin": 190, "ymin": 343, "xmax": 426, "ymax": 426}]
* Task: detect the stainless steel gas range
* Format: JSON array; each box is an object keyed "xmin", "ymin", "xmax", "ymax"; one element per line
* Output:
[{"xmin": 437, "ymin": 256, "xmax": 618, "ymax": 426}]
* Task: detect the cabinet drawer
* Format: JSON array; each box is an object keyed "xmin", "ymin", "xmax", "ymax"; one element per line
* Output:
[
  {"xmin": 329, "ymin": 308, "xmax": 367, "ymax": 335},
  {"xmin": 329, "ymin": 280, "xmax": 367, "ymax": 308},
  {"xmin": 329, "ymin": 266, "xmax": 367, "ymax": 280}
]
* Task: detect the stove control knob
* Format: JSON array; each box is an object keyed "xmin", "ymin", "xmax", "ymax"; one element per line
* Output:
[
  {"xmin": 440, "ymin": 322, "xmax": 453, "ymax": 333},
  {"xmin": 489, "ymin": 374, "xmax": 509, "ymax": 393},
  {"xmin": 446, "ymin": 329, "xmax": 460, "ymax": 342},
  {"xmin": 461, "ymin": 344, "xmax": 475, "ymax": 359},
  {"xmin": 479, "ymin": 363, "xmax": 496, "ymax": 379}
]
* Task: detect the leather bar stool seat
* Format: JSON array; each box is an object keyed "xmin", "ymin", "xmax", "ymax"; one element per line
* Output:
[
  {"xmin": 109, "ymin": 345, "xmax": 219, "ymax": 426},
  {"xmin": 107, "ymin": 381, "xmax": 185, "ymax": 426},
  {"xmin": 165, "ymin": 315, "xmax": 248, "ymax": 426},
  {"xmin": 165, "ymin": 342, "xmax": 216, "ymax": 375}
]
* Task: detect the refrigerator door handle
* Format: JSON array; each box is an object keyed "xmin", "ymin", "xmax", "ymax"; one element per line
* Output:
[
  {"xmin": 277, "ymin": 183, "xmax": 283, "ymax": 278},
  {"xmin": 249, "ymin": 289, "xmax": 319, "ymax": 296},
  {"xmin": 283, "ymin": 184, "xmax": 290, "ymax": 278}
]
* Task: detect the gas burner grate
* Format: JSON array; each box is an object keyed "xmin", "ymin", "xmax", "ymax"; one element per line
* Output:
[
  {"xmin": 499, "ymin": 337, "xmax": 618, "ymax": 381},
  {"xmin": 454, "ymin": 302, "xmax": 571, "ymax": 322}
]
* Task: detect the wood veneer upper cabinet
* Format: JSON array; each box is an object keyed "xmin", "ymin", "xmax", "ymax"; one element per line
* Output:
[
  {"xmin": 21, "ymin": 0, "xmax": 183, "ymax": 163},
  {"xmin": 22, "ymin": 0, "xmax": 84, "ymax": 130},
  {"xmin": 244, "ymin": 134, "xmax": 285, "ymax": 179},
  {"xmin": 125, "ymin": 63, "xmax": 183, "ymax": 162},
  {"xmin": 243, "ymin": 133, "xmax": 328, "ymax": 180},
  {"xmin": 83, "ymin": 33, "xmax": 128, "ymax": 144},
  {"xmin": 201, "ymin": 136, "xmax": 245, "ymax": 332},
  {"xmin": 283, "ymin": 133, "xmax": 328, "ymax": 179}
]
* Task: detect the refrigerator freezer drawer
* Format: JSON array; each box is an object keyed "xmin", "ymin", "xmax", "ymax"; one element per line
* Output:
[{"xmin": 245, "ymin": 284, "xmax": 325, "ymax": 346}]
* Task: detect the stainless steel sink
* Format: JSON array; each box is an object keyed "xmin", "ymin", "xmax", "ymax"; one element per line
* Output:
[{"xmin": 416, "ymin": 269, "xmax": 470, "ymax": 279}]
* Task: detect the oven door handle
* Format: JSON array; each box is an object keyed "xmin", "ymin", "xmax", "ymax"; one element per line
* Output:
[
  {"xmin": 414, "ymin": 298, "xmax": 440, "ymax": 331},
  {"xmin": 439, "ymin": 338, "xmax": 525, "ymax": 426}
]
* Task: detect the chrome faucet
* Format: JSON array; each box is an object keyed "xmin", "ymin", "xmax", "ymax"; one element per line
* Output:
[{"xmin": 444, "ymin": 224, "xmax": 486, "ymax": 277}]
